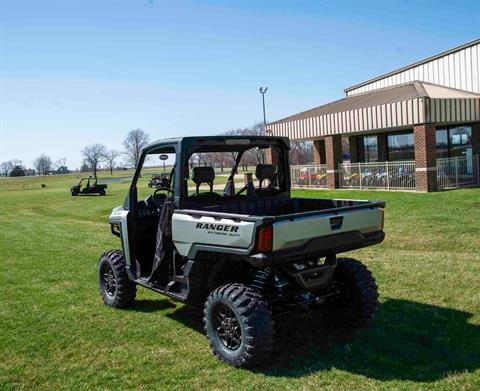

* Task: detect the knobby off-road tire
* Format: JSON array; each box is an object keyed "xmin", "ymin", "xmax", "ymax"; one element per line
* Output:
[
  {"xmin": 330, "ymin": 258, "xmax": 379, "ymax": 328},
  {"xmin": 98, "ymin": 250, "xmax": 136, "ymax": 308},
  {"xmin": 204, "ymin": 283, "xmax": 274, "ymax": 368}
]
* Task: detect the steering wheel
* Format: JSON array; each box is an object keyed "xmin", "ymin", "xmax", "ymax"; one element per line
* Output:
[
  {"xmin": 153, "ymin": 187, "xmax": 173, "ymax": 195},
  {"xmin": 146, "ymin": 187, "xmax": 173, "ymax": 210}
]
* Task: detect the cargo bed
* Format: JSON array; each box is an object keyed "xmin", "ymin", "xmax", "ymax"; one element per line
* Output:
[{"xmin": 173, "ymin": 197, "xmax": 385, "ymax": 264}]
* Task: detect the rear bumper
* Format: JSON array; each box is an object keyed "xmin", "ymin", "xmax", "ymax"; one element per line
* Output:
[{"xmin": 248, "ymin": 230, "xmax": 385, "ymax": 267}]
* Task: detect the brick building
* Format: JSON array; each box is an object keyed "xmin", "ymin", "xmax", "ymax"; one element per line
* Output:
[{"xmin": 266, "ymin": 39, "xmax": 480, "ymax": 192}]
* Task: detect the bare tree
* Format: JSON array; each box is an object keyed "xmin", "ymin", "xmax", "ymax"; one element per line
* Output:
[
  {"xmin": 33, "ymin": 154, "xmax": 53, "ymax": 175},
  {"xmin": 238, "ymin": 122, "xmax": 266, "ymax": 166},
  {"xmin": 214, "ymin": 152, "xmax": 227, "ymax": 172},
  {"xmin": 80, "ymin": 160, "xmax": 90, "ymax": 173},
  {"xmin": 222, "ymin": 123, "xmax": 266, "ymax": 170},
  {"xmin": 54, "ymin": 157, "xmax": 67, "ymax": 170},
  {"xmin": 290, "ymin": 141, "xmax": 313, "ymax": 165},
  {"xmin": 103, "ymin": 150, "xmax": 120, "ymax": 175},
  {"xmin": 0, "ymin": 161, "xmax": 14, "ymax": 177},
  {"xmin": 81, "ymin": 144, "xmax": 106, "ymax": 179},
  {"xmin": 123, "ymin": 129, "xmax": 150, "ymax": 168}
]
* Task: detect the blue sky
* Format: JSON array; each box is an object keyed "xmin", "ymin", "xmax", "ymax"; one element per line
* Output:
[{"xmin": 1, "ymin": 0, "xmax": 479, "ymax": 169}]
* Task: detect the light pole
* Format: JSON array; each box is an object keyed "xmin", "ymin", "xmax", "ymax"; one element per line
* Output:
[{"xmin": 259, "ymin": 87, "xmax": 268, "ymax": 129}]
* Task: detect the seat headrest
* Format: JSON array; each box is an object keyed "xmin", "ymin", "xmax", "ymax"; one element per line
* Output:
[
  {"xmin": 192, "ymin": 166, "xmax": 215, "ymax": 185},
  {"xmin": 255, "ymin": 164, "xmax": 276, "ymax": 182}
]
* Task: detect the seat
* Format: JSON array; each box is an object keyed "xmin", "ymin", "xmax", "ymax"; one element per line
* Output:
[
  {"xmin": 255, "ymin": 164, "xmax": 279, "ymax": 196},
  {"xmin": 190, "ymin": 166, "xmax": 222, "ymax": 202}
]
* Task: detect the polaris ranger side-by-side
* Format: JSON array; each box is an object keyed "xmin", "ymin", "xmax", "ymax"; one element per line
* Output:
[
  {"xmin": 98, "ymin": 136, "xmax": 385, "ymax": 368},
  {"xmin": 71, "ymin": 177, "xmax": 107, "ymax": 196}
]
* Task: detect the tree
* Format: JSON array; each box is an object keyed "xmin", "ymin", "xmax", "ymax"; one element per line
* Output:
[
  {"xmin": 0, "ymin": 161, "xmax": 14, "ymax": 177},
  {"xmin": 103, "ymin": 149, "xmax": 120, "ymax": 175},
  {"xmin": 33, "ymin": 154, "xmax": 53, "ymax": 175},
  {"xmin": 223, "ymin": 124, "xmax": 265, "ymax": 170},
  {"xmin": 290, "ymin": 141, "xmax": 313, "ymax": 165},
  {"xmin": 80, "ymin": 161, "xmax": 90, "ymax": 173},
  {"xmin": 9, "ymin": 165, "xmax": 25, "ymax": 177},
  {"xmin": 123, "ymin": 129, "xmax": 150, "ymax": 168},
  {"xmin": 3, "ymin": 160, "xmax": 24, "ymax": 176},
  {"xmin": 54, "ymin": 157, "xmax": 67, "ymax": 170},
  {"xmin": 243, "ymin": 122, "xmax": 266, "ymax": 165},
  {"xmin": 81, "ymin": 144, "xmax": 106, "ymax": 179}
]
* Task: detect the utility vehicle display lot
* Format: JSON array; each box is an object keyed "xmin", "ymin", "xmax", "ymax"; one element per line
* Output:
[{"xmin": 1, "ymin": 174, "xmax": 479, "ymax": 390}]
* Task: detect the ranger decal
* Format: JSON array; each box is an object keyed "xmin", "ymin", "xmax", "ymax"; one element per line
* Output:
[{"xmin": 195, "ymin": 222, "xmax": 239, "ymax": 233}]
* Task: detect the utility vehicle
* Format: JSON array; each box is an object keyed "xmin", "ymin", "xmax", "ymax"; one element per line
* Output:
[
  {"xmin": 148, "ymin": 172, "xmax": 170, "ymax": 188},
  {"xmin": 98, "ymin": 136, "xmax": 385, "ymax": 368},
  {"xmin": 71, "ymin": 176, "xmax": 107, "ymax": 196}
]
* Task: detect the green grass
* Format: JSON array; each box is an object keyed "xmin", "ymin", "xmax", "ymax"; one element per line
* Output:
[{"xmin": 1, "ymin": 173, "xmax": 479, "ymax": 390}]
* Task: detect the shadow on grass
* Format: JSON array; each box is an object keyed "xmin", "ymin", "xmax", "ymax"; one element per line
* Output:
[
  {"xmin": 127, "ymin": 299, "xmax": 177, "ymax": 312},
  {"xmin": 165, "ymin": 298, "xmax": 480, "ymax": 382},
  {"xmin": 71, "ymin": 194, "xmax": 111, "ymax": 197}
]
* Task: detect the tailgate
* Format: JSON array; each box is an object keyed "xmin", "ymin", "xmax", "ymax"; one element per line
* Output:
[{"xmin": 272, "ymin": 207, "xmax": 383, "ymax": 252}]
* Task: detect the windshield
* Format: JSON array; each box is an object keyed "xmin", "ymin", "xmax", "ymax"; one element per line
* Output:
[{"xmin": 138, "ymin": 152, "xmax": 176, "ymax": 200}]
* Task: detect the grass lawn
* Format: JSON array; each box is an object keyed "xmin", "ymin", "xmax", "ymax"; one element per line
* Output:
[{"xmin": 1, "ymin": 173, "xmax": 479, "ymax": 390}]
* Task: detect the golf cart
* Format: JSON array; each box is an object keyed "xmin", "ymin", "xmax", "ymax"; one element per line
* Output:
[{"xmin": 71, "ymin": 176, "xmax": 107, "ymax": 196}]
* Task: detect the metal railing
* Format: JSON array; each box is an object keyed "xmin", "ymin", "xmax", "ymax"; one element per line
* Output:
[
  {"xmin": 339, "ymin": 161, "xmax": 416, "ymax": 190},
  {"xmin": 437, "ymin": 154, "xmax": 479, "ymax": 190},
  {"xmin": 291, "ymin": 156, "xmax": 479, "ymax": 192},
  {"xmin": 290, "ymin": 164, "xmax": 327, "ymax": 188}
]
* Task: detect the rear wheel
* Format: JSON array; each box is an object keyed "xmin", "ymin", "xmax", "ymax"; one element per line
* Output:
[
  {"xmin": 99, "ymin": 189, "xmax": 106, "ymax": 196},
  {"xmin": 329, "ymin": 258, "xmax": 379, "ymax": 328},
  {"xmin": 204, "ymin": 283, "xmax": 274, "ymax": 368},
  {"xmin": 98, "ymin": 250, "xmax": 136, "ymax": 308}
]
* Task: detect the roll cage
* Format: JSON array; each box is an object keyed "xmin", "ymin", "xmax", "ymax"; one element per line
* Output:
[{"xmin": 125, "ymin": 136, "xmax": 291, "ymax": 210}]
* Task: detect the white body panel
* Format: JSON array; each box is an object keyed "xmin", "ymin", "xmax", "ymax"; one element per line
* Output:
[
  {"xmin": 172, "ymin": 212, "xmax": 257, "ymax": 257},
  {"xmin": 109, "ymin": 205, "xmax": 131, "ymax": 264},
  {"xmin": 170, "ymin": 204, "xmax": 383, "ymax": 258},
  {"xmin": 111, "ymin": 200, "xmax": 383, "ymax": 263},
  {"xmin": 272, "ymin": 208, "xmax": 383, "ymax": 251}
]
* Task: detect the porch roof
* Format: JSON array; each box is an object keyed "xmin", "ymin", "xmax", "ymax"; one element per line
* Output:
[{"xmin": 266, "ymin": 82, "xmax": 480, "ymax": 140}]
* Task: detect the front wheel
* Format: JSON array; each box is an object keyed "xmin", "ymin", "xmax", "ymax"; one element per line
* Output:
[
  {"xmin": 329, "ymin": 258, "xmax": 379, "ymax": 328},
  {"xmin": 98, "ymin": 250, "xmax": 136, "ymax": 308},
  {"xmin": 204, "ymin": 283, "xmax": 274, "ymax": 368}
]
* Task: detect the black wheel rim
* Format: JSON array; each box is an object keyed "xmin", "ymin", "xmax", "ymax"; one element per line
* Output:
[
  {"xmin": 213, "ymin": 303, "xmax": 242, "ymax": 351},
  {"xmin": 102, "ymin": 264, "xmax": 116, "ymax": 297},
  {"xmin": 334, "ymin": 281, "xmax": 358, "ymax": 312}
]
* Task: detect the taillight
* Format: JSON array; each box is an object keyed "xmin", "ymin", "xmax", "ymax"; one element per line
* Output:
[{"xmin": 256, "ymin": 225, "xmax": 273, "ymax": 252}]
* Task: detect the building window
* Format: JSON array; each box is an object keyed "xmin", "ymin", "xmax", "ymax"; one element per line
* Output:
[
  {"xmin": 449, "ymin": 126, "xmax": 472, "ymax": 158},
  {"xmin": 387, "ymin": 131, "xmax": 414, "ymax": 161},
  {"xmin": 436, "ymin": 129, "xmax": 449, "ymax": 158},
  {"xmin": 341, "ymin": 136, "xmax": 350, "ymax": 162},
  {"xmin": 363, "ymin": 135, "xmax": 378, "ymax": 162},
  {"xmin": 436, "ymin": 126, "xmax": 472, "ymax": 159}
]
